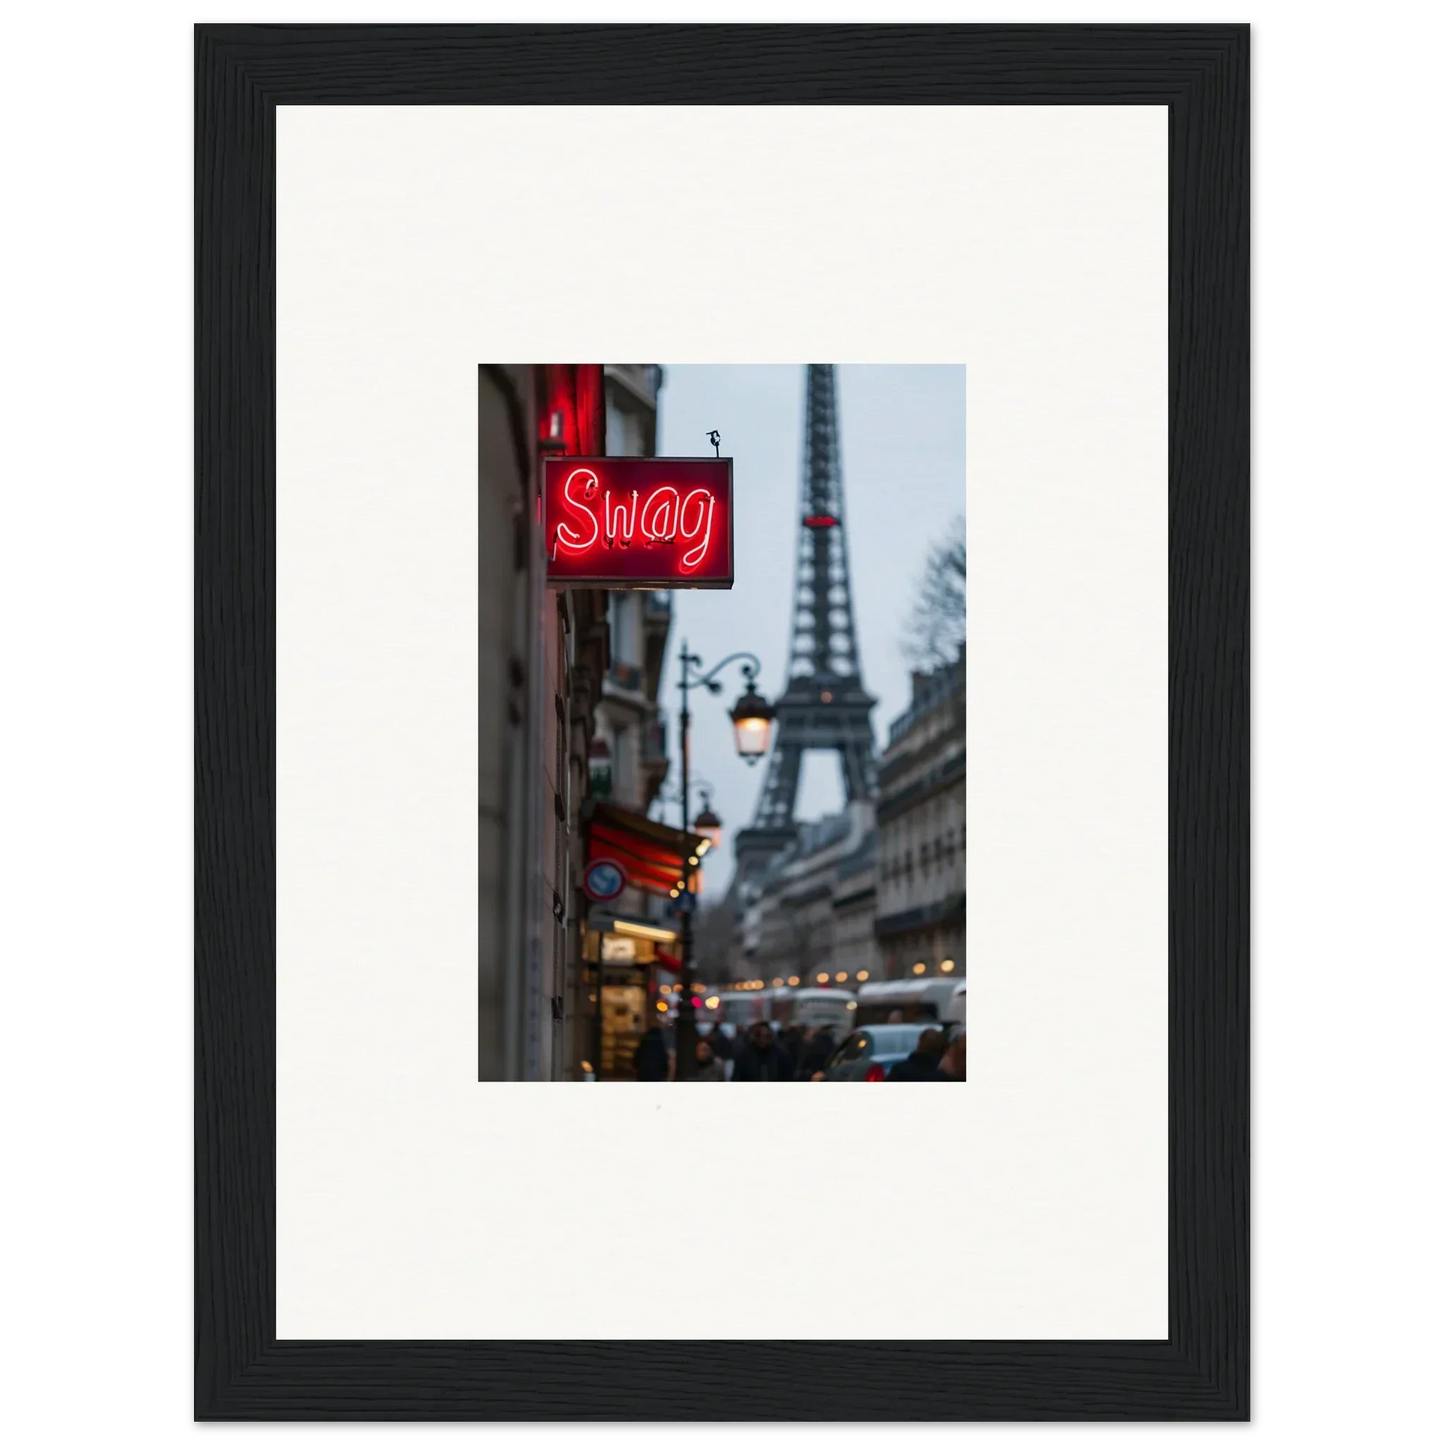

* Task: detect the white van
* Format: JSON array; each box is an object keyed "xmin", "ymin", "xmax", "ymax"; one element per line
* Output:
[
  {"xmin": 943, "ymin": 979, "xmax": 966, "ymax": 1031},
  {"xmin": 717, "ymin": 991, "xmax": 764, "ymax": 1028},
  {"xmin": 855, "ymin": 977, "xmax": 963, "ymax": 1025},
  {"xmin": 768, "ymin": 986, "xmax": 856, "ymax": 1033}
]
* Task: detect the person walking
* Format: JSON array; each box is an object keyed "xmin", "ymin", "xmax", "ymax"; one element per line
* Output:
[
  {"xmin": 633, "ymin": 1020, "xmax": 671, "ymax": 1081},
  {"xmin": 690, "ymin": 1037, "xmax": 726, "ymax": 1081},
  {"xmin": 798, "ymin": 1025, "xmax": 837, "ymax": 1080},
  {"xmin": 938, "ymin": 1028, "xmax": 966, "ymax": 1081},
  {"xmin": 730, "ymin": 1022, "xmax": 794, "ymax": 1081},
  {"xmin": 887, "ymin": 1027, "xmax": 946, "ymax": 1080},
  {"xmin": 703, "ymin": 1020, "xmax": 735, "ymax": 1062},
  {"xmin": 776, "ymin": 1024, "xmax": 803, "ymax": 1079}
]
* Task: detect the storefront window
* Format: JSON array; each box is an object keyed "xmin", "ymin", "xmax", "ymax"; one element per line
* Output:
[{"xmin": 599, "ymin": 983, "xmax": 647, "ymax": 1079}]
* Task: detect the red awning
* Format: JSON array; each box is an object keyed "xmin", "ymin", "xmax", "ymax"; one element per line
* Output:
[{"xmin": 584, "ymin": 803, "xmax": 708, "ymax": 899}]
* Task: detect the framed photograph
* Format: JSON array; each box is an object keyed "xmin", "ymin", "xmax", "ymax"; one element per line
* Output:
[{"xmin": 196, "ymin": 23, "xmax": 1247, "ymax": 1421}]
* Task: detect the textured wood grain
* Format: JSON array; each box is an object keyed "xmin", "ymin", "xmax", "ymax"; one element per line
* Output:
[{"xmin": 195, "ymin": 22, "xmax": 1248, "ymax": 1420}]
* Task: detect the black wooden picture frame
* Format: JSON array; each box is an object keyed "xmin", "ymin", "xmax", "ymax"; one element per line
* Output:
[{"xmin": 195, "ymin": 23, "xmax": 1248, "ymax": 1421}]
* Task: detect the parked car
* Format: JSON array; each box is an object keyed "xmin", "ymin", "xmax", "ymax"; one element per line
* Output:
[{"xmin": 814, "ymin": 1024, "xmax": 938, "ymax": 1081}]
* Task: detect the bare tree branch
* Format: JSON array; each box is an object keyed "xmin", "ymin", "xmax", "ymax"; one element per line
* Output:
[{"xmin": 902, "ymin": 515, "xmax": 966, "ymax": 668}]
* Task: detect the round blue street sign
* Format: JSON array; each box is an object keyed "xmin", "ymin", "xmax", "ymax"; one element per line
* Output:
[{"xmin": 582, "ymin": 857, "xmax": 627, "ymax": 902}]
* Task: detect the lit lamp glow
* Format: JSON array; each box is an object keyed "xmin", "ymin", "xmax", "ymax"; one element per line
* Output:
[
  {"xmin": 940, "ymin": 958, "xmax": 956, "ymax": 973},
  {"xmin": 912, "ymin": 962, "xmax": 927, "ymax": 976},
  {"xmin": 729, "ymin": 682, "xmax": 775, "ymax": 764},
  {"xmin": 693, "ymin": 798, "xmax": 723, "ymax": 851}
]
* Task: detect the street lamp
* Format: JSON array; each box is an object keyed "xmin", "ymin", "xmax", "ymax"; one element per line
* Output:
[
  {"xmin": 658, "ymin": 779, "xmax": 723, "ymax": 853},
  {"xmin": 672, "ymin": 643, "xmax": 773, "ymax": 1079},
  {"xmin": 729, "ymin": 681, "xmax": 775, "ymax": 764},
  {"xmin": 693, "ymin": 789, "xmax": 723, "ymax": 851}
]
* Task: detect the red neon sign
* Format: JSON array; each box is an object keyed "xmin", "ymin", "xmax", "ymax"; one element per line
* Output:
[{"xmin": 544, "ymin": 457, "xmax": 733, "ymax": 589}]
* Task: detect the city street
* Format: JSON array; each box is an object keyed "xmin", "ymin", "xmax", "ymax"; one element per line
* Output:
[{"xmin": 479, "ymin": 363, "xmax": 965, "ymax": 1081}]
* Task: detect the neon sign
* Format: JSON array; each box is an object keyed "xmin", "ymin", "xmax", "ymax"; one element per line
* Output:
[{"xmin": 544, "ymin": 457, "xmax": 733, "ymax": 589}]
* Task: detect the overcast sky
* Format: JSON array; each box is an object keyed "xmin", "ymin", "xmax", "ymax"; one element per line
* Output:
[{"xmin": 652, "ymin": 365, "xmax": 966, "ymax": 895}]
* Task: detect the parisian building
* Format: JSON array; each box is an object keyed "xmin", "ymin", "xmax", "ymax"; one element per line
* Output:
[
  {"xmin": 735, "ymin": 800, "xmax": 879, "ymax": 989},
  {"xmin": 477, "ymin": 364, "xmax": 690, "ymax": 1081},
  {"xmin": 477, "ymin": 364, "xmax": 607, "ymax": 1081},
  {"xmin": 590, "ymin": 366, "xmax": 671, "ymax": 821},
  {"xmin": 873, "ymin": 650, "xmax": 967, "ymax": 980}
]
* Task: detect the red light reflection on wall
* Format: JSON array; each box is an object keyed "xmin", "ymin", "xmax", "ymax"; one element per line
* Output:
[
  {"xmin": 544, "ymin": 457, "xmax": 733, "ymax": 589},
  {"xmin": 538, "ymin": 364, "xmax": 604, "ymax": 455}
]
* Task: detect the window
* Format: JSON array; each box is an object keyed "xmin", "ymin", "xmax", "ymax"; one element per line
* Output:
[
  {"xmin": 609, "ymin": 593, "xmax": 639, "ymax": 668},
  {"xmin": 606, "ymin": 399, "xmax": 645, "ymax": 457},
  {"xmin": 611, "ymin": 724, "xmax": 633, "ymax": 803}
]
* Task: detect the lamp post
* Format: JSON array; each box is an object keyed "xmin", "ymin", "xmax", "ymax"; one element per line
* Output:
[
  {"xmin": 692, "ymin": 790, "xmax": 723, "ymax": 851},
  {"xmin": 658, "ymin": 778, "xmax": 723, "ymax": 848},
  {"xmin": 672, "ymin": 644, "xmax": 774, "ymax": 1079}
]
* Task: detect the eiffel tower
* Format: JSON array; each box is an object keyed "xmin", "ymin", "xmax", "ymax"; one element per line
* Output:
[{"xmin": 733, "ymin": 364, "xmax": 878, "ymax": 887}]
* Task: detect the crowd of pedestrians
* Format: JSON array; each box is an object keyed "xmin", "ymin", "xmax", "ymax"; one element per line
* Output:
[
  {"xmin": 632, "ymin": 1016, "xmax": 965, "ymax": 1082},
  {"xmin": 885, "ymin": 1026, "xmax": 966, "ymax": 1081}
]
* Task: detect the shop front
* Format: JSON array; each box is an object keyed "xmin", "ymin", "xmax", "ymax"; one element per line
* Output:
[
  {"xmin": 578, "ymin": 801, "xmax": 707, "ymax": 1080},
  {"xmin": 581, "ymin": 916, "xmax": 676, "ymax": 1079}
]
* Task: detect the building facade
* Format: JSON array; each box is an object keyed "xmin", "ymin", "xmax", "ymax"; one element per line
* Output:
[
  {"xmin": 581, "ymin": 367, "xmax": 681, "ymax": 1078},
  {"xmin": 592, "ymin": 365, "xmax": 670, "ymax": 818},
  {"xmin": 477, "ymin": 363, "xmax": 677, "ymax": 1081},
  {"xmin": 830, "ymin": 829, "xmax": 880, "ymax": 984},
  {"xmin": 736, "ymin": 801, "xmax": 879, "ymax": 988},
  {"xmin": 591, "ymin": 364, "xmax": 671, "ymax": 822},
  {"xmin": 873, "ymin": 652, "xmax": 966, "ymax": 981}
]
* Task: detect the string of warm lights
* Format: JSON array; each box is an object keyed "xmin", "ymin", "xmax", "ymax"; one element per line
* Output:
[
  {"xmin": 655, "ymin": 978, "xmax": 725, "ymax": 1014},
  {"xmin": 717, "ymin": 962, "xmax": 961, "ymax": 988}
]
